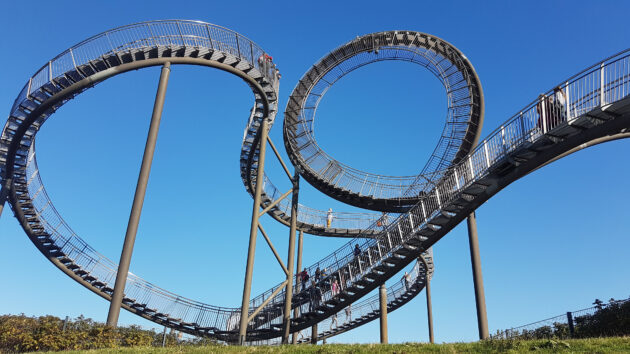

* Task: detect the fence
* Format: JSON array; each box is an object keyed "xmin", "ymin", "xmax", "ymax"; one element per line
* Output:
[{"xmin": 492, "ymin": 297, "xmax": 630, "ymax": 340}]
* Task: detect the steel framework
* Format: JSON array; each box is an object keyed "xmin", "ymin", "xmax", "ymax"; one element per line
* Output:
[{"xmin": 1, "ymin": 20, "xmax": 629, "ymax": 344}]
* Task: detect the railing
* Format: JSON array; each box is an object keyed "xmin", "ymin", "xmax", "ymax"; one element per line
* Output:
[
  {"xmin": 23, "ymin": 148, "xmax": 241, "ymax": 332},
  {"xmin": 305, "ymin": 255, "xmax": 431, "ymax": 341},
  {"xmin": 8, "ymin": 24, "xmax": 630, "ymax": 339},
  {"xmin": 4, "ymin": 19, "xmax": 283, "ymax": 336},
  {"xmin": 284, "ymin": 31, "xmax": 482, "ymax": 203},
  {"xmin": 260, "ymin": 173, "xmax": 385, "ymax": 231},
  {"xmin": 10, "ymin": 20, "xmax": 277, "ymax": 117},
  {"xmin": 249, "ymin": 256, "xmax": 431, "ymax": 345},
  {"xmin": 491, "ymin": 297, "xmax": 630, "ymax": 340},
  {"xmin": 246, "ymin": 48, "xmax": 630, "ymax": 329}
]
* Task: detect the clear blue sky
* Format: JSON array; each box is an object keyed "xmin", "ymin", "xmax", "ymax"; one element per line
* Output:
[{"xmin": 1, "ymin": 0, "xmax": 629, "ymax": 344}]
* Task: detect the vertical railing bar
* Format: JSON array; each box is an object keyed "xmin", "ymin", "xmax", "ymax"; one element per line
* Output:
[
  {"xmin": 484, "ymin": 142, "xmax": 490, "ymax": 168},
  {"xmin": 421, "ymin": 200, "xmax": 426, "ymax": 220},
  {"xmin": 454, "ymin": 169, "xmax": 460, "ymax": 189},
  {"xmin": 250, "ymin": 42, "xmax": 254, "ymax": 66},
  {"xmin": 436, "ymin": 189, "xmax": 441, "ymax": 209},
  {"xmin": 235, "ymin": 33, "xmax": 241, "ymax": 58},
  {"xmin": 26, "ymin": 78, "xmax": 33, "ymax": 98},
  {"xmin": 565, "ymin": 81, "xmax": 571, "ymax": 121},
  {"xmin": 541, "ymin": 97, "xmax": 548, "ymax": 133},
  {"xmin": 205, "ymin": 24, "xmax": 214, "ymax": 50},
  {"xmin": 146, "ymin": 24, "xmax": 156, "ymax": 46},
  {"xmin": 69, "ymin": 48, "xmax": 78, "ymax": 71},
  {"xmin": 105, "ymin": 32, "xmax": 115, "ymax": 52},
  {"xmin": 468, "ymin": 155, "xmax": 475, "ymax": 180},
  {"xmin": 600, "ymin": 63, "xmax": 605, "ymax": 106},
  {"xmin": 176, "ymin": 21, "xmax": 185, "ymax": 45}
]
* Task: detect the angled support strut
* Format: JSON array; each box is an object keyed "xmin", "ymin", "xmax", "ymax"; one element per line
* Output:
[
  {"xmin": 107, "ymin": 62, "xmax": 171, "ymax": 327},
  {"xmin": 239, "ymin": 118, "xmax": 270, "ymax": 345}
]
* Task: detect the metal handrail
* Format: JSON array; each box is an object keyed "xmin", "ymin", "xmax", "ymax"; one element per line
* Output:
[
  {"xmin": 283, "ymin": 31, "xmax": 483, "ymax": 204},
  {"xmin": 9, "ymin": 20, "xmax": 276, "ymax": 115},
  {"xmin": 2, "ymin": 21, "xmax": 629, "ymax": 339},
  {"xmin": 246, "ymin": 48, "xmax": 630, "ymax": 326},
  {"xmin": 13, "ymin": 47, "xmax": 630, "ymax": 334}
]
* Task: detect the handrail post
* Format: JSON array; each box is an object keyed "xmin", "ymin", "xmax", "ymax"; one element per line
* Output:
[
  {"xmin": 69, "ymin": 48, "xmax": 78, "ymax": 71},
  {"xmin": 176, "ymin": 22, "xmax": 185, "ymax": 45},
  {"xmin": 565, "ymin": 82, "xmax": 572, "ymax": 121},
  {"xmin": 107, "ymin": 62, "xmax": 171, "ymax": 327},
  {"xmin": 483, "ymin": 142, "xmax": 490, "ymax": 168},
  {"xmin": 541, "ymin": 97, "xmax": 548, "ymax": 133},
  {"xmin": 250, "ymin": 42, "xmax": 255, "ymax": 67},
  {"xmin": 235, "ymin": 33, "xmax": 241, "ymax": 58},
  {"xmin": 600, "ymin": 63, "xmax": 606, "ymax": 106},
  {"xmin": 238, "ymin": 118, "xmax": 270, "ymax": 345},
  {"xmin": 205, "ymin": 24, "xmax": 214, "ymax": 50},
  {"xmin": 27, "ymin": 78, "xmax": 33, "ymax": 98}
]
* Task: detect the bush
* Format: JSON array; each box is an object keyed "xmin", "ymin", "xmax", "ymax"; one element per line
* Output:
[{"xmin": 0, "ymin": 314, "xmax": 209, "ymax": 353}]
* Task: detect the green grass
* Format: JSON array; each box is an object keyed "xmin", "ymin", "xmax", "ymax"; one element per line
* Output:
[{"xmin": 51, "ymin": 337, "xmax": 630, "ymax": 353}]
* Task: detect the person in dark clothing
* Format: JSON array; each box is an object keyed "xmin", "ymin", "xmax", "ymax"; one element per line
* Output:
[
  {"xmin": 309, "ymin": 280, "xmax": 322, "ymax": 312},
  {"xmin": 300, "ymin": 269, "xmax": 309, "ymax": 291},
  {"xmin": 353, "ymin": 244, "xmax": 362, "ymax": 274},
  {"xmin": 315, "ymin": 267, "xmax": 321, "ymax": 283}
]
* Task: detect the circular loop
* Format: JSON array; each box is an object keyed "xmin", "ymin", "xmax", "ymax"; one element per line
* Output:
[
  {"xmin": 284, "ymin": 31, "xmax": 484, "ymax": 212},
  {"xmin": 0, "ymin": 20, "xmax": 281, "ymax": 342}
]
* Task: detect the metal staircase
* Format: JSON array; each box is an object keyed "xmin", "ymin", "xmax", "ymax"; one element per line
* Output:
[{"xmin": 1, "ymin": 20, "xmax": 629, "ymax": 343}]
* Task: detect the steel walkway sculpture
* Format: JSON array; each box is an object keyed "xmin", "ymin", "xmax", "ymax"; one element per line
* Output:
[{"xmin": 1, "ymin": 20, "xmax": 629, "ymax": 343}]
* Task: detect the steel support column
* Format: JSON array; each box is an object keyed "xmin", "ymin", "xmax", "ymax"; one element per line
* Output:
[
  {"xmin": 311, "ymin": 323, "xmax": 317, "ymax": 344},
  {"xmin": 106, "ymin": 62, "xmax": 170, "ymax": 327},
  {"xmin": 238, "ymin": 118, "xmax": 270, "ymax": 345},
  {"xmin": 420, "ymin": 254, "xmax": 434, "ymax": 344},
  {"xmin": 282, "ymin": 172, "xmax": 299, "ymax": 344},
  {"xmin": 379, "ymin": 283, "xmax": 388, "ymax": 343},
  {"xmin": 467, "ymin": 211, "xmax": 489, "ymax": 340},
  {"xmin": 292, "ymin": 229, "xmax": 304, "ymax": 344}
]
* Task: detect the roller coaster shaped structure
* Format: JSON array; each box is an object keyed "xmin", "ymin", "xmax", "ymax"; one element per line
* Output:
[{"xmin": 1, "ymin": 20, "xmax": 629, "ymax": 343}]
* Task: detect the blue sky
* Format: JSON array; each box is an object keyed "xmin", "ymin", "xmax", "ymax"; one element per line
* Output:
[{"xmin": 1, "ymin": 0, "xmax": 629, "ymax": 344}]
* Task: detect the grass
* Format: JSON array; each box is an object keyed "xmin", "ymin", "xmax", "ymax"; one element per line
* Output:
[{"xmin": 50, "ymin": 337, "xmax": 630, "ymax": 353}]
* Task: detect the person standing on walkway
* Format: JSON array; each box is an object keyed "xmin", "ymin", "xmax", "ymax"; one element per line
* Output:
[
  {"xmin": 345, "ymin": 303, "xmax": 352, "ymax": 323},
  {"xmin": 331, "ymin": 278, "xmax": 340, "ymax": 296},
  {"xmin": 309, "ymin": 280, "xmax": 322, "ymax": 312},
  {"xmin": 402, "ymin": 271, "xmax": 411, "ymax": 291},
  {"xmin": 330, "ymin": 312, "xmax": 338, "ymax": 330},
  {"xmin": 327, "ymin": 208, "xmax": 333, "ymax": 228}
]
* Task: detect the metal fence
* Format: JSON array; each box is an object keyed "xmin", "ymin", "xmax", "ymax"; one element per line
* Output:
[
  {"xmin": 249, "ymin": 254, "xmax": 432, "ymax": 345},
  {"xmin": 284, "ymin": 31, "xmax": 483, "ymax": 203},
  {"xmin": 260, "ymin": 173, "xmax": 386, "ymax": 231},
  {"xmin": 492, "ymin": 297, "xmax": 630, "ymax": 340},
  {"xmin": 9, "ymin": 20, "xmax": 277, "ymax": 118}
]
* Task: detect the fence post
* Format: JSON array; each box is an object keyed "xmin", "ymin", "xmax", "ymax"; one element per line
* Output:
[
  {"xmin": 566, "ymin": 311, "xmax": 575, "ymax": 338},
  {"xmin": 62, "ymin": 316, "xmax": 69, "ymax": 332},
  {"xmin": 162, "ymin": 326, "xmax": 167, "ymax": 347}
]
